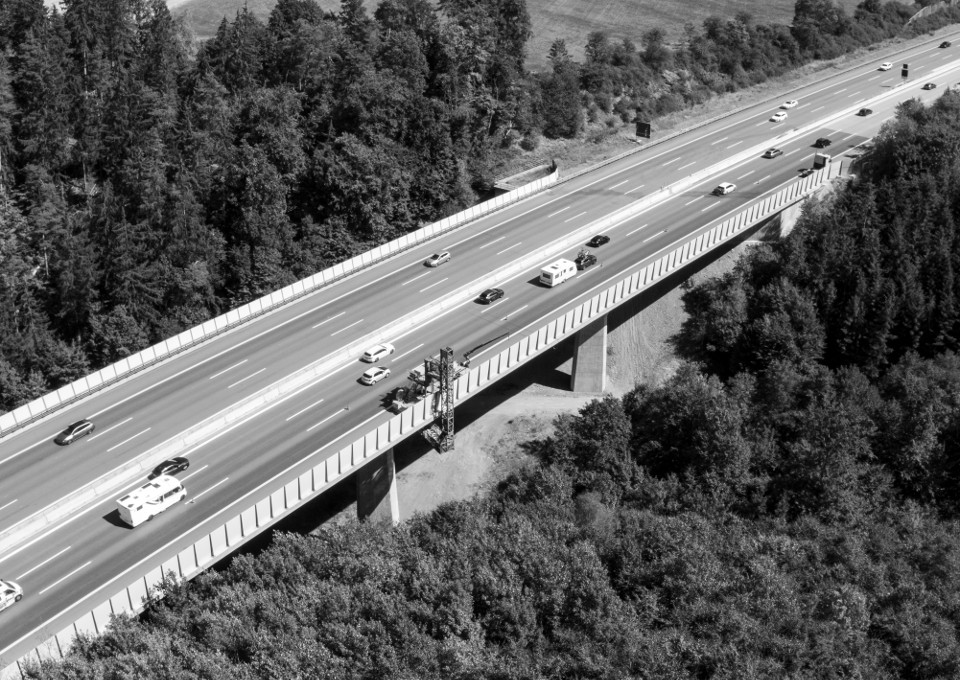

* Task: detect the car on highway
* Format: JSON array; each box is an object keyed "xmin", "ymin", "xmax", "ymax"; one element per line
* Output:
[
  {"xmin": 477, "ymin": 288, "xmax": 505, "ymax": 304},
  {"xmin": 799, "ymin": 168, "xmax": 815, "ymax": 178},
  {"xmin": 575, "ymin": 251, "xmax": 598, "ymax": 270},
  {"xmin": 858, "ymin": 108, "xmax": 873, "ymax": 116},
  {"xmin": 360, "ymin": 366, "xmax": 391, "ymax": 385},
  {"xmin": 770, "ymin": 111, "xmax": 788, "ymax": 123},
  {"xmin": 762, "ymin": 147, "xmax": 784, "ymax": 159},
  {"xmin": 424, "ymin": 251, "xmax": 451, "ymax": 267},
  {"xmin": 941, "ymin": 41, "xmax": 952, "ymax": 48},
  {"xmin": 879, "ymin": 62, "xmax": 893, "ymax": 71},
  {"xmin": 0, "ymin": 580, "xmax": 22, "ymax": 612},
  {"xmin": 150, "ymin": 457, "xmax": 190, "ymax": 479},
  {"xmin": 712, "ymin": 182, "xmax": 737, "ymax": 196},
  {"xmin": 361, "ymin": 342, "xmax": 395, "ymax": 363},
  {"xmin": 781, "ymin": 99, "xmax": 799, "ymax": 109},
  {"xmin": 54, "ymin": 419, "xmax": 94, "ymax": 445},
  {"xmin": 587, "ymin": 234, "xmax": 610, "ymax": 247},
  {"xmin": 922, "ymin": 82, "xmax": 937, "ymax": 90},
  {"xmin": 814, "ymin": 137, "xmax": 832, "ymax": 148}
]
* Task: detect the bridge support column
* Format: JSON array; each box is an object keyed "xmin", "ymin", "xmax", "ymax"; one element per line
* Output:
[
  {"xmin": 571, "ymin": 314, "xmax": 607, "ymax": 393},
  {"xmin": 356, "ymin": 449, "xmax": 399, "ymax": 525}
]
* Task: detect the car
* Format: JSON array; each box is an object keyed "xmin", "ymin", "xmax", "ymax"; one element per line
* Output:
[
  {"xmin": 781, "ymin": 99, "xmax": 799, "ymax": 109},
  {"xmin": 770, "ymin": 111, "xmax": 788, "ymax": 123},
  {"xmin": 0, "ymin": 580, "xmax": 22, "ymax": 612},
  {"xmin": 799, "ymin": 168, "xmax": 815, "ymax": 178},
  {"xmin": 150, "ymin": 457, "xmax": 190, "ymax": 479},
  {"xmin": 858, "ymin": 108, "xmax": 873, "ymax": 116},
  {"xmin": 587, "ymin": 235, "xmax": 610, "ymax": 247},
  {"xmin": 879, "ymin": 62, "xmax": 893, "ymax": 71},
  {"xmin": 762, "ymin": 147, "xmax": 784, "ymax": 159},
  {"xmin": 923, "ymin": 82, "xmax": 937, "ymax": 90},
  {"xmin": 54, "ymin": 419, "xmax": 94, "ymax": 445},
  {"xmin": 814, "ymin": 137, "xmax": 832, "ymax": 148},
  {"xmin": 424, "ymin": 251, "xmax": 451, "ymax": 267},
  {"xmin": 361, "ymin": 342, "xmax": 395, "ymax": 363},
  {"xmin": 941, "ymin": 41, "xmax": 952, "ymax": 48},
  {"xmin": 477, "ymin": 288, "xmax": 505, "ymax": 304},
  {"xmin": 360, "ymin": 366, "xmax": 391, "ymax": 385},
  {"xmin": 712, "ymin": 182, "xmax": 737, "ymax": 196},
  {"xmin": 575, "ymin": 252, "xmax": 598, "ymax": 270}
]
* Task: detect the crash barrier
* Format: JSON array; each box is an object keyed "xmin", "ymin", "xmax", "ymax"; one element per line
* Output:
[
  {"xmin": 1, "ymin": 162, "xmax": 843, "ymax": 680},
  {"xmin": 0, "ymin": 164, "xmax": 560, "ymax": 439}
]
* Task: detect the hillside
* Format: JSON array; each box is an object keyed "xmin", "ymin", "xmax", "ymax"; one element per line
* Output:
[{"xmin": 169, "ymin": 0, "xmax": 869, "ymax": 70}]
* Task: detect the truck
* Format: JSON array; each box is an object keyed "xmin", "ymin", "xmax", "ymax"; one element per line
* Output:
[{"xmin": 813, "ymin": 152, "xmax": 831, "ymax": 169}]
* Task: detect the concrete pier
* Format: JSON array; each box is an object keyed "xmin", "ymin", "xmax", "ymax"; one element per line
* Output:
[
  {"xmin": 570, "ymin": 314, "xmax": 607, "ymax": 393},
  {"xmin": 356, "ymin": 449, "xmax": 399, "ymax": 525}
]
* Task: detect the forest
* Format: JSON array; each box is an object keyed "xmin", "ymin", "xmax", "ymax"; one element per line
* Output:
[
  {"xmin": 25, "ymin": 62, "xmax": 960, "ymax": 680},
  {"xmin": 0, "ymin": 0, "xmax": 952, "ymax": 413}
]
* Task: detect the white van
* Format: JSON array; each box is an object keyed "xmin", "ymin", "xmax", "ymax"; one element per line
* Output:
[{"xmin": 540, "ymin": 259, "xmax": 577, "ymax": 287}]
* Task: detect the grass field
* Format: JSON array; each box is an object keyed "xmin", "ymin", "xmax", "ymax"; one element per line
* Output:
[{"xmin": 168, "ymin": 0, "xmax": 869, "ymax": 71}]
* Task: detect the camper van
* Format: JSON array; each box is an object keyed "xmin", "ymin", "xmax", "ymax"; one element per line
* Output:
[
  {"xmin": 540, "ymin": 259, "xmax": 577, "ymax": 287},
  {"xmin": 116, "ymin": 475, "xmax": 187, "ymax": 527}
]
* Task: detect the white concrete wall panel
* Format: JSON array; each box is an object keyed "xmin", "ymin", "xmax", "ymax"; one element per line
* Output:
[
  {"xmin": 325, "ymin": 455, "xmax": 340, "ymax": 483},
  {"xmin": 338, "ymin": 446, "xmax": 351, "ymax": 473},
  {"xmin": 363, "ymin": 433, "xmax": 376, "ymax": 459},
  {"xmin": 179, "ymin": 545, "xmax": 199, "ymax": 575},
  {"xmin": 109, "ymin": 591, "xmax": 132, "ymax": 616},
  {"xmin": 226, "ymin": 516, "xmax": 243, "ymax": 546},
  {"xmin": 255, "ymin": 498, "xmax": 272, "ymax": 526},
  {"xmin": 284, "ymin": 480, "xmax": 299, "ymax": 507},
  {"xmin": 210, "ymin": 527, "xmax": 229, "ymax": 558}
]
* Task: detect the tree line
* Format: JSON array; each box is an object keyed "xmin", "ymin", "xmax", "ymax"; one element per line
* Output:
[
  {"xmin": 0, "ymin": 0, "xmax": 953, "ymax": 415},
  {"xmin": 26, "ymin": 80, "xmax": 960, "ymax": 680}
]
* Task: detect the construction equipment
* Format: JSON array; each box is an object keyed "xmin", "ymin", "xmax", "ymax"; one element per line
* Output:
[{"xmin": 390, "ymin": 335, "xmax": 509, "ymax": 452}]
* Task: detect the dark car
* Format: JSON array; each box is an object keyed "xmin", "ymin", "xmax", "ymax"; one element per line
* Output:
[
  {"xmin": 150, "ymin": 457, "xmax": 190, "ymax": 478},
  {"xmin": 941, "ymin": 41, "xmax": 952, "ymax": 48},
  {"xmin": 477, "ymin": 288, "xmax": 505, "ymax": 304},
  {"xmin": 587, "ymin": 235, "xmax": 610, "ymax": 247},
  {"xmin": 54, "ymin": 419, "xmax": 94, "ymax": 445},
  {"xmin": 922, "ymin": 82, "xmax": 937, "ymax": 90},
  {"xmin": 575, "ymin": 251, "xmax": 598, "ymax": 270},
  {"xmin": 858, "ymin": 108, "xmax": 873, "ymax": 116},
  {"xmin": 814, "ymin": 137, "xmax": 832, "ymax": 148},
  {"xmin": 799, "ymin": 168, "xmax": 815, "ymax": 178}
]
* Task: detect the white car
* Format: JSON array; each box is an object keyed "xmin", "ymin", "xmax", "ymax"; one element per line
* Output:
[
  {"xmin": 361, "ymin": 343, "xmax": 395, "ymax": 363},
  {"xmin": 0, "ymin": 580, "xmax": 22, "ymax": 612},
  {"xmin": 781, "ymin": 99, "xmax": 798, "ymax": 109},
  {"xmin": 360, "ymin": 366, "xmax": 391, "ymax": 385},
  {"xmin": 712, "ymin": 182, "xmax": 737, "ymax": 196},
  {"xmin": 424, "ymin": 251, "xmax": 451, "ymax": 267},
  {"xmin": 879, "ymin": 62, "xmax": 893, "ymax": 71},
  {"xmin": 770, "ymin": 111, "xmax": 788, "ymax": 123}
]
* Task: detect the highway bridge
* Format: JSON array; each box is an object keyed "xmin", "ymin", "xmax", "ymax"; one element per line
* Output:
[{"xmin": 2, "ymin": 31, "xmax": 959, "ymax": 677}]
